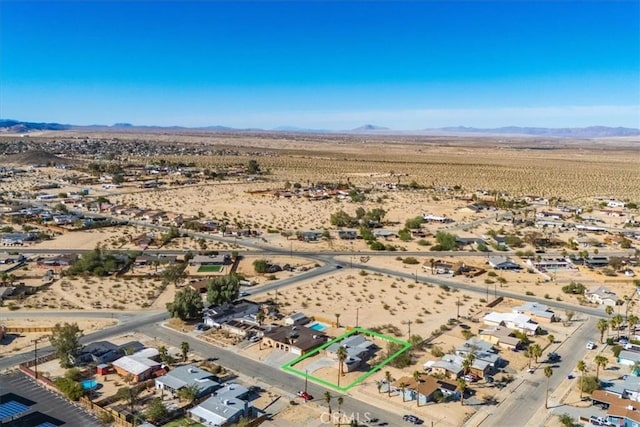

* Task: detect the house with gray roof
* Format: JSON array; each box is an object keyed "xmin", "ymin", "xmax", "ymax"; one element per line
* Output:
[
  {"xmin": 618, "ymin": 350, "xmax": 640, "ymax": 368},
  {"xmin": 488, "ymin": 256, "xmax": 521, "ymax": 270},
  {"xmin": 455, "ymin": 338, "xmax": 503, "ymax": 371},
  {"xmin": 585, "ymin": 286, "xmax": 618, "ymax": 306},
  {"xmin": 325, "ymin": 334, "xmax": 378, "ymax": 372},
  {"xmin": 188, "ymin": 383, "xmax": 253, "ymax": 426},
  {"xmin": 155, "ymin": 365, "xmax": 220, "ymax": 398}
]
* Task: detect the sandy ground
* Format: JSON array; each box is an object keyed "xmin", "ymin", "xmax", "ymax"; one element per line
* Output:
[{"xmin": 0, "ymin": 317, "xmax": 117, "ymax": 358}]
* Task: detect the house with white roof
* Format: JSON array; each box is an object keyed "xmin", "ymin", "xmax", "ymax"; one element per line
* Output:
[
  {"xmin": 585, "ymin": 286, "xmax": 618, "ymax": 306},
  {"xmin": 512, "ymin": 302, "xmax": 556, "ymax": 323},
  {"xmin": 483, "ymin": 312, "xmax": 539, "ymax": 336},
  {"xmin": 112, "ymin": 354, "xmax": 161, "ymax": 383}
]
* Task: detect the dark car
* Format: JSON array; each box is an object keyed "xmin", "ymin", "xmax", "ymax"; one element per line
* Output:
[
  {"xmin": 403, "ymin": 415, "xmax": 423, "ymax": 424},
  {"xmin": 547, "ymin": 352, "xmax": 561, "ymax": 362}
]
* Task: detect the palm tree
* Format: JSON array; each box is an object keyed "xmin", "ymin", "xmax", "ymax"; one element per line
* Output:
[
  {"xmin": 544, "ymin": 366, "xmax": 553, "ymax": 409},
  {"xmin": 628, "ymin": 314, "xmax": 639, "ymax": 339},
  {"xmin": 462, "ymin": 353, "xmax": 475, "ymax": 374},
  {"xmin": 335, "ymin": 313, "xmax": 341, "ymax": 328},
  {"xmin": 594, "ymin": 355, "xmax": 608, "ymax": 380},
  {"xmin": 577, "ymin": 360, "xmax": 587, "ymax": 399},
  {"xmin": 525, "ymin": 348, "xmax": 533, "ymax": 369},
  {"xmin": 177, "ymin": 384, "xmax": 199, "ymax": 404},
  {"xmin": 180, "ymin": 341, "xmax": 190, "ymax": 362},
  {"xmin": 597, "ymin": 319, "xmax": 609, "ymax": 344},
  {"xmin": 256, "ymin": 310, "xmax": 266, "ymax": 326},
  {"xmin": 399, "ymin": 381, "xmax": 408, "ymax": 402},
  {"xmin": 336, "ymin": 346, "xmax": 348, "ymax": 387},
  {"xmin": 613, "ymin": 314, "xmax": 624, "ymax": 340},
  {"xmin": 337, "ymin": 396, "xmax": 344, "ymax": 422},
  {"xmin": 547, "ymin": 334, "xmax": 555, "ymax": 346},
  {"xmin": 456, "ymin": 378, "xmax": 467, "ymax": 406},
  {"xmin": 376, "ymin": 382, "xmax": 382, "ymax": 394},
  {"xmin": 385, "ymin": 371, "xmax": 393, "ymax": 397},
  {"xmin": 323, "ymin": 391, "xmax": 332, "ymax": 414},
  {"xmin": 429, "ymin": 258, "xmax": 435, "ymax": 274},
  {"xmin": 606, "ymin": 305, "xmax": 614, "ymax": 318},
  {"xmin": 116, "ymin": 386, "xmax": 140, "ymax": 416},
  {"xmin": 530, "ymin": 344, "xmax": 542, "ymax": 363},
  {"xmin": 413, "ymin": 370, "xmax": 422, "ymax": 407}
]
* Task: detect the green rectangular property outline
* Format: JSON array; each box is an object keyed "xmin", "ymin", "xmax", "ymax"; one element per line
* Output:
[{"xmin": 282, "ymin": 327, "xmax": 411, "ymax": 392}]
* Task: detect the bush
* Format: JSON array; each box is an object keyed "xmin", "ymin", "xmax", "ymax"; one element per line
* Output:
[
  {"xmin": 611, "ymin": 345, "xmax": 623, "ymax": 358},
  {"xmin": 562, "ymin": 281, "xmax": 586, "ymax": 294},
  {"xmin": 579, "ymin": 375, "xmax": 600, "ymax": 394},
  {"xmin": 402, "ymin": 257, "xmax": 420, "ymax": 265},
  {"xmin": 431, "ymin": 345, "xmax": 445, "ymax": 357}
]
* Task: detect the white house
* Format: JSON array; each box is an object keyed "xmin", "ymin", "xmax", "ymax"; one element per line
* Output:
[
  {"xmin": 585, "ymin": 286, "xmax": 618, "ymax": 306},
  {"xmin": 483, "ymin": 312, "xmax": 539, "ymax": 336}
]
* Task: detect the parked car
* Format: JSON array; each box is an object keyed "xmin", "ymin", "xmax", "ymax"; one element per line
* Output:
[
  {"xmin": 547, "ymin": 352, "xmax": 561, "ymax": 362},
  {"xmin": 239, "ymin": 291, "xmax": 250, "ymax": 297},
  {"xmin": 586, "ymin": 341, "xmax": 596, "ymax": 350},
  {"xmin": 297, "ymin": 391, "xmax": 313, "ymax": 401},
  {"xmin": 463, "ymin": 374, "xmax": 478, "ymax": 382},
  {"xmin": 403, "ymin": 415, "xmax": 424, "ymax": 425},
  {"xmin": 249, "ymin": 335, "xmax": 261, "ymax": 343}
]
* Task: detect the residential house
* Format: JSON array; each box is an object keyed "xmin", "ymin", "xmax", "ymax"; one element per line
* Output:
[
  {"xmin": 262, "ymin": 325, "xmax": 326, "ymax": 356},
  {"xmin": 585, "ymin": 286, "xmax": 618, "ymax": 306},
  {"xmin": 155, "ymin": 365, "xmax": 220, "ymax": 398},
  {"xmin": 72, "ymin": 341, "xmax": 123, "ymax": 366},
  {"xmin": 422, "ymin": 213, "xmax": 453, "ymax": 223},
  {"xmin": 134, "ymin": 254, "xmax": 177, "ymax": 268},
  {"xmin": 512, "ymin": 302, "xmax": 556, "ymax": 323},
  {"xmin": 203, "ymin": 300, "xmax": 260, "ymax": 329},
  {"xmin": 188, "ymin": 383, "xmax": 253, "ymax": 426},
  {"xmin": 338, "ymin": 230, "xmax": 358, "ymax": 240},
  {"xmin": 36, "ymin": 254, "xmax": 78, "ymax": 271},
  {"xmin": 456, "ymin": 237, "xmax": 487, "ymax": 250},
  {"xmin": 526, "ymin": 258, "xmax": 572, "ymax": 271},
  {"xmin": 585, "ymin": 256, "xmax": 610, "ymax": 268},
  {"xmin": 488, "ymin": 256, "xmax": 521, "ymax": 270},
  {"xmin": 112, "ymin": 348, "xmax": 162, "ymax": 383},
  {"xmin": 391, "ymin": 374, "xmax": 459, "ymax": 404},
  {"xmin": 479, "ymin": 326, "xmax": 522, "ymax": 350},
  {"xmin": 618, "ymin": 350, "xmax": 640, "ymax": 369},
  {"xmin": 284, "ymin": 312, "xmax": 311, "ymax": 327},
  {"xmin": 591, "ymin": 390, "xmax": 640, "ymax": 427},
  {"xmin": 426, "ymin": 356, "xmax": 462, "ymax": 380},
  {"xmin": 190, "ymin": 254, "xmax": 232, "ymax": 267},
  {"xmin": 325, "ymin": 334, "xmax": 377, "ymax": 372},
  {"xmin": 455, "ymin": 338, "xmax": 503, "ymax": 373},
  {"xmin": 483, "ymin": 312, "xmax": 539, "ymax": 336}
]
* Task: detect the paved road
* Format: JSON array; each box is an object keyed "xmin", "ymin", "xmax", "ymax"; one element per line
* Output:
[
  {"xmin": 0, "ymin": 311, "xmax": 168, "ymax": 371},
  {"xmin": 466, "ymin": 315, "xmax": 597, "ymax": 427},
  {"xmin": 141, "ymin": 323, "xmax": 401, "ymax": 426}
]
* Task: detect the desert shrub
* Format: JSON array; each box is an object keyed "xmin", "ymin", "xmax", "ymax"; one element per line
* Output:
[
  {"xmin": 579, "ymin": 375, "xmax": 600, "ymax": 394},
  {"xmin": 562, "ymin": 281, "xmax": 585, "ymax": 294},
  {"xmin": 402, "ymin": 257, "xmax": 420, "ymax": 265},
  {"xmin": 431, "ymin": 345, "xmax": 445, "ymax": 357}
]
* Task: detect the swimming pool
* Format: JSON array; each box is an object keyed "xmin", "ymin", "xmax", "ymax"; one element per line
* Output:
[
  {"xmin": 81, "ymin": 379, "xmax": 98, "ymax": 390},
  {"xmin": 308, "ymin": 322, "xmax": 328, "ymax": 332}
]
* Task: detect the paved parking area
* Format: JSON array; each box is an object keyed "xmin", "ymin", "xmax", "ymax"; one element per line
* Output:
[{"xmin": 0, "ymin": 371, "xmax": 100, "ymax": 426}]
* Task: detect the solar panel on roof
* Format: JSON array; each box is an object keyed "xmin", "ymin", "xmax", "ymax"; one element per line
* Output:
[{"xmin": 0, "ymin": 400, "xmax": 30, "ymax": 419}]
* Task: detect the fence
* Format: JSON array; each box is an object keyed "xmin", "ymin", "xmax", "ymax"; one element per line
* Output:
[
  {"xmin": 78, "ymin": 397, "xmax": 134, "ymax": 427},
  {"xmin": 6, "ymin": 326, "xmax": 53, "ymax": 333}
]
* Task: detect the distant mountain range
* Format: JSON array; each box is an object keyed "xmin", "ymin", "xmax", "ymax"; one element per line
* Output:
[{"xmin": 1, "ymin": 119, "xmax": 638, "ymax": 138}]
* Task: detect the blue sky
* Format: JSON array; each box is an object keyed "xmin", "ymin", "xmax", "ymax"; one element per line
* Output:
[{"xmin": 1, "ymin": 0, "xmax": 639, "ymax": 129}]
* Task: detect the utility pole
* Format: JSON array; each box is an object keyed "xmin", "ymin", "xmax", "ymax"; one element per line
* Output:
[
  {"xmin": 457, "ymin": 297, "xmax": 460, "ymax": 318},
  {"xmin": 356, "ymin": 307, "xmax": 359, "ymax": 329},
  {"xmin": 305, "ymin": 369, "xmax": 308, "ymax": 394}
]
